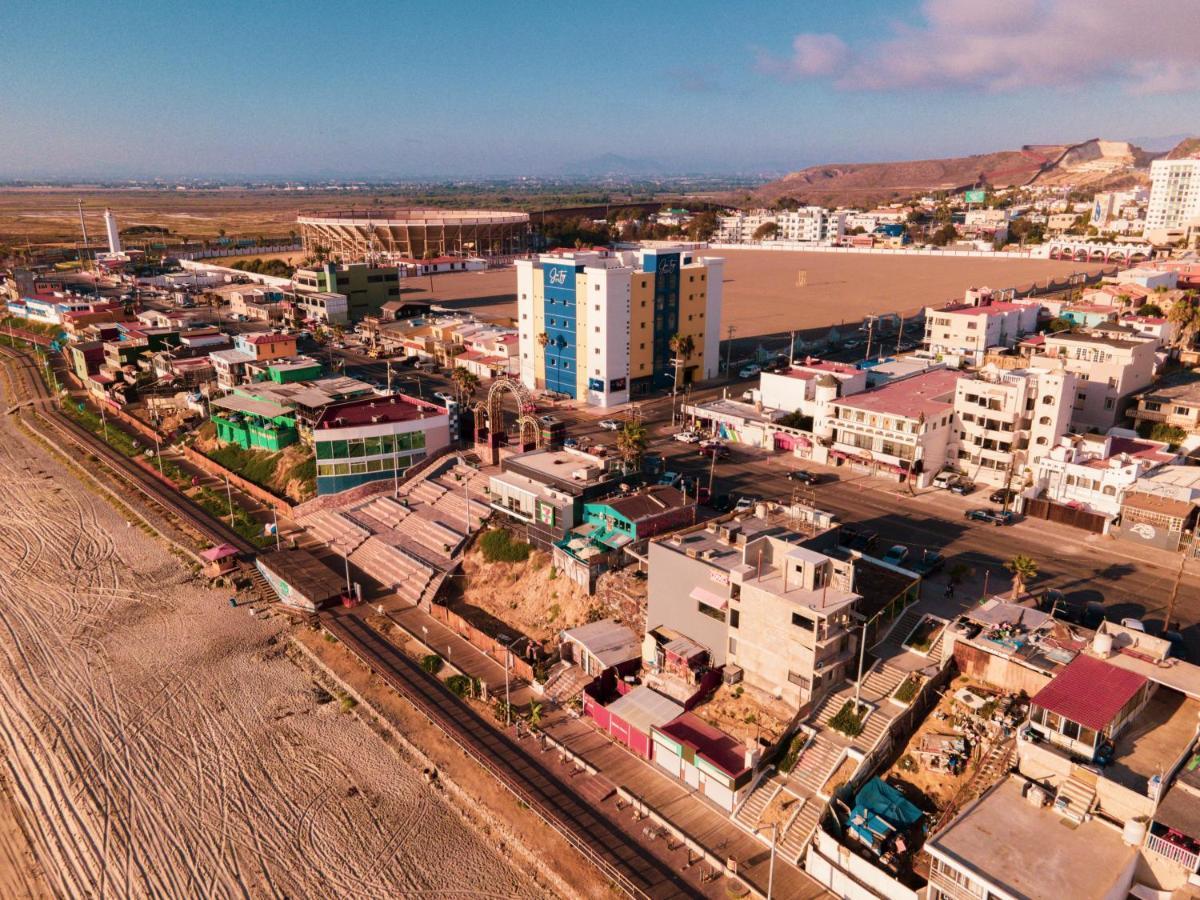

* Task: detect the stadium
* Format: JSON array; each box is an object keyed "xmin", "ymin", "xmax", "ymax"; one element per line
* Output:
[{"xmin": 298, "ymin": 208, "xmax": 529, "ymax": 262}]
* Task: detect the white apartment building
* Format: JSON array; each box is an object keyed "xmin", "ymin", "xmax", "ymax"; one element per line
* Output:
[
  {"xmin": 924, "ymin": 295, "xmax": 1042, "ymax": 365},
  {"xmin": 1146, "ymin": 157, "xmax": 1200, "ymax": 240},
  {"xmin": 1036, "ymin": 433, "xmax": 1175, "ymax": 521},
  {"xmin": 828, "ymin": 368, "xmax": 961, "ymax": 487},
  {"xmin": 754, "ymin": 358, "xmax": 866, "ymax": 415},
  {"xmin": 715, "ymin": 207, "xmax": 846, "ymax": 244},
  {"xmin": 1030, "ymin": 331, "xmax": 1157, "ymax": 432},
  {"xmin": 953, "ymin": 366, "xmax": 1075, "ymax": 487}
]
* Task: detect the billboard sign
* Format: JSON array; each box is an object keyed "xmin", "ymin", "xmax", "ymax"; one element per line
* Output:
[{"xmin": 964, "ymin": 189, "xmax": 986, "ymax": 204}]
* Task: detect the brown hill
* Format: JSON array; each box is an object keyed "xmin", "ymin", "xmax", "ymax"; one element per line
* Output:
[
  {"xmin": 751, "ymin": 138, "xmax": 1166, "ymax": 208},
  {"xmin": 1165, "ymin": 137, "xmax": 1200, "ymax": 160}
]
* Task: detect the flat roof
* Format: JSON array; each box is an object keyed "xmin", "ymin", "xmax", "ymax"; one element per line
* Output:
[
  {"xmin": 1141, "ymin": 374, "xmax": 1200, "ymax": 404},
  {"xmin": 1030, "ymin": 655, "xmax": 1147, "ymax": 730},
  {"xmin": 211, "ymin": 393, "xmax": 291, "ymax": 419},
  {"xmin": 656, "ymin": 713, "xmax": 748, "ymax": 778},
  {"xmin": 314, "ymin": 394, "xmax": 446, "ymax": 430},
  {"xmin": 606, "ymin": 686, "xmax": 685, "ymax": 738},
  {"xmin": 928, "ymin": 776, "xmax": 1137, "ymax": 900},
  {"xmin": 603, "ymin": 486, "xmax": 691, "ymax": 521},
  {"xmin": 257, "ymin": 549, "xmax": 344, "ymax": 603},
  {"xmin": 934, "ymin": 301, "xmax": 1026, "ymax": 316},
  {"xmin": 836, "ymin": 368, "xmax": 961, "ymax": 420},
  {"xmin": 561, "ymin": 619, "xmax": 639, "ymax": 667},
  {"xmin": 688, "ymin": 397, "xmax": 785, "ymax": 425}
]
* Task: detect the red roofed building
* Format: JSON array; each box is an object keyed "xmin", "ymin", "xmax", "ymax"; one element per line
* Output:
[
  {"xmin": 924, "ymin": 291, "xmax": 1042, "ymax": 365},
  {"xmin": 1027, "ymin": 655, "xmax": 1149, "ymax": 758},
  {"xmin": 829, "ymin": 369, "xmax": 962, "ymax": 486},
  {"xmin": 651, "ymin": 712, "xmax": 756, "ymax": 811}
]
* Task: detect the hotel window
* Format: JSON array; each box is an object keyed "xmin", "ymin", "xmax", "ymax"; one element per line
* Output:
[
  {"xmin": 697, "ymin": 600, "xmax": 726, "ymax": 622},
  {"xmin": 791, "ymin": 613, "xmax": 814, "ymax": 631}
]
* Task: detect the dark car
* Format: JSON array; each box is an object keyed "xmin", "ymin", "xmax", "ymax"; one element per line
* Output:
[
  {"xmin": 1050, "ymin": 598, "xmax": 1105, "ymax": 630},
  {"xmin": 709, "ymin": 494, "xmax": 735, "ymax": 513},
  {"xmin": 787, "ymin": 469, "xmax": 818, "ymax": 485},
  {"xmin": 989, "ymin": 488, "xmax": 1018, "ymax": 505},
  {"xmin": 840, "ymin": 526, "xmax": 879, "ymax": 552},
  {"xmin": 964, "ymin": 508, "xmax": 1014, "ymax": 526},
  {"xmin": 949, "ymin": 480, "xmax": 975, "ymax": 496},
  {"xmin": 699, "ymin": 444, "xmax": 730, "ymax": 460},
  {"xmin": 911, "ymin": 550, "xmax": 945, "ymax": 576}
]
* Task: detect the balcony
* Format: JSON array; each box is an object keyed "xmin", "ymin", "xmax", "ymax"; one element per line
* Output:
[{"xmin": 1145, "ymin": 832, "xmax": 1200, "ymax": 872}]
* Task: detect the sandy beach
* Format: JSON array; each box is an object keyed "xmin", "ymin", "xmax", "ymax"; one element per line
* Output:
[{"xmin": 0, "ymin": 400, "xmax": 537, "ymax": 896}]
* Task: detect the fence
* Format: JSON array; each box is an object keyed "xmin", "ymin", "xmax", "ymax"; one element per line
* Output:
[{"xmin": 1023, "ymin": 497, "xmax": 1107, "ymax": 534}]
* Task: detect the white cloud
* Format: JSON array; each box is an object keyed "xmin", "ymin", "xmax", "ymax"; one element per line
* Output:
[{"xmin": 761, "ymin": 0, "xmax": 1200, "ymax": 95}]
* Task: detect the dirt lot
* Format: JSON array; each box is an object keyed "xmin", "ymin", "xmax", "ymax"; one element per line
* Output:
[
  {"xmin": 418, "ymin": 248, "xmax": 1105, "ymax": 339},
  {"xmin": 0, "ymin": 403, "xmax": 534, "ymax": 895}
]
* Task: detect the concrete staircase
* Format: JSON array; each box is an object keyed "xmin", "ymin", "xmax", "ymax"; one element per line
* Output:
[
  {"xmin": 787, "ymin": 736, "xmax": 844, "ymax": 796},
  {"xmin": 779, "ymin": 801, "xmax": 820, "ymax": 864},
  {"xmin": 927, "ymin": 630, "xmax": 947, "ymax": 665},
  {"xmin": 863, "ymin": 661, "xmax": 906, "ymax": 699},
  {"xmin": 1055, "ymin": 774, "xmax": 1096, "ymax": 824},
  {"xmin": 872, "ymin": 607, "xmax": 924, "ymax": 657},
  {"xmin": 734, "ymin": 772, "xmax": 784, "ymax": 830}
]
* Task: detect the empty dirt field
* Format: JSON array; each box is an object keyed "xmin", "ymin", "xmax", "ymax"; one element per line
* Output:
[
  {"xmin": 0, "ymin": 399, "xmax": 535, "ymax": 895},
  {"xmin": 430, "ymin": 248, "xmax": 1106, "ymax": 337}
]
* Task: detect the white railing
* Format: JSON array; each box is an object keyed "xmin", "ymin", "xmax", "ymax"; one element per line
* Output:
[{"xmin": 1146, "ymin": 832, "xmax": 1200, "ymax": 871}]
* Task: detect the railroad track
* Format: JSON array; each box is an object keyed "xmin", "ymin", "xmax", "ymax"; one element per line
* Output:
[
  {"xmin": 0, "ymin": 345, "xmax": 256, "ymax": 555},
  {"xmin": 323, "ymin": 614, "xmax": 698, "ymax": 900}
]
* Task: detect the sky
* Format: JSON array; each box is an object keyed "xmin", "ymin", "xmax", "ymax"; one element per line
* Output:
[{"xmin": 1, "ymin": 0, "xmax": 1197, "ymax": 179}]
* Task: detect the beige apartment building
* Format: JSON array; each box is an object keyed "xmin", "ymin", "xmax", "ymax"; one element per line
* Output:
[
  {"xmin": 923, "ymin": 297, "xmax": 1041, "ymax": 366},
  {"xmin": 1030, "ymin": 331, "xmax": 1157, "ymax": 432},
  {"xmin": 953, "ymin": 366, "xmax": 1076, "ymax": 487},
  {"xmin": 1132, "ymin": 374, "xmax": 1200, "ymax": 437}
]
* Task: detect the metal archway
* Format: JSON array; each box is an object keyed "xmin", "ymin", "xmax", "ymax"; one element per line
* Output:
[{"xmin": 479, "ymin": 377, "xmax": 543, "ymax": 450}]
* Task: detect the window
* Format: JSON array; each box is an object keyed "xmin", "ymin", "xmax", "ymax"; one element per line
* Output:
[
  {"xmin": 728, "ymin": 637, "xmax": 738, "ymax": 654},
  {"xmin": 729, "ymin": 609, "xmax": 740, "ymax": 629},
  {"xmin": 787, "ymin": 672, "xmax": 811, "ymax": 689},
  {"xmin": 698, "ymin": 600, "xmax": 726, "ymax": 622},
  {"xmin": 1039, "ymin": 416, "xmax": 1051, "ymax": 425},
  {"xmin": 791, "ymin": 612, "xmax": 814, "ymax": 631},
  {"xmin": 1042, "ymin": 395, "xmax": 1055, "ymax": 405},
  {"xmin": 1062, "ymin": 719, "xmax": 1080, "ymax": 740}
]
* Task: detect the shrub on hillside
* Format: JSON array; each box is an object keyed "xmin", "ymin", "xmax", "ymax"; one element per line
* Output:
[{"xmin": 479, "ymin": 529, "xmax": 532, "ymax": 563}]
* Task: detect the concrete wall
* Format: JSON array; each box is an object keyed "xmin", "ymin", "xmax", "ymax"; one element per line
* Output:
[
  {"xmin": 806, "ymin": 831, "xmax": 920, "ymax": 900},
  {"xmin": 646, "ymin": 540, "xmax": 730, "ymax": 665}
]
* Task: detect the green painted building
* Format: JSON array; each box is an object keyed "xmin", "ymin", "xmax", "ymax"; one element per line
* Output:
[{"xmin": 210, "ymin": 394, "xmax": 297, "ymax": 452}]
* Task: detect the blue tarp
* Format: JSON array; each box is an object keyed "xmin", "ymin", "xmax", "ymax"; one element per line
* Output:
[{"xmin": 853, "ymin": 778, "xmax": 924, "ymax": 830}]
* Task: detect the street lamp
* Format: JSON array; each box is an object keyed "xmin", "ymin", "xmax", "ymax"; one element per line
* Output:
[
  {"xmin": 502, "ymin": 634, "xmax": 521, "ymax": 728},
  {"xmin": 754, "ymin": 822, "xmax": 778, "ymax": 900}
]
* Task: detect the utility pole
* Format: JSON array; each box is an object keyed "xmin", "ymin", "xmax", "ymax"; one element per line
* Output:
[
  {"xmin": 896, "ymin": 316, "xmax": 904, "ymax": 356},
  {"xmin": 1163, "ymin": 552, "xmax": 1188, "ymax": 634},
  {"xmin": 724, "ymin": 324, "xmax": 736, "ymax": 376},
  {"xmin": 224, "ymin": 473, "xmax": 234, "ymax": 521},
  {"xmin": 863, "ymin": 317, "xmax": 875, "ymax": 362},
  {"xmin": 788, "ymin": 330, "xmax": 796, "ymax": 365}
]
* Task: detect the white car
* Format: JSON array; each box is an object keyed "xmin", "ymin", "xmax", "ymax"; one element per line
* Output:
[
  {"xmin": 738, "ymin": 364, "xmax": 761, "ymax": 379},
  {"xmin": 673, "ymin": 431, "xmax": 701, "ymax": 443},
  {"xmin": 932, "ymin": 470, "xmax": 960, "ymax": 490},
  {"xmin": 734, "ymin": 497, "xmax": 756, "ymax": 512},
  {"xmin": 599, "ymin": 419, "xmax": 621, "ymax": 431},
  {"xmin": 1120, "ymin": 618, "xmax": 1146, "ymax": 633},
  {"xmin": 433, "ymin": 391, "xmax": 454, "ymax": 404}
]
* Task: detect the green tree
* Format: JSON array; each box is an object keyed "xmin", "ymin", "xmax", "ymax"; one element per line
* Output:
[
  {"xmin": 616, "ymin": 420, "xmax": 648, "ymax": 467},
  {"xmin": 752, "ymin": 221, "xmax": 779, "ymax": 241},
  {"xmin": 686, "ymin": 211, "xmax": 718, "ymax": 242},
  {"xmin": 1004, "ymin": 554, "xmax": 1039, "ymax": 600},
  {"xmin": 928, "ymin": 224, "xmax": 959, "ymax": 246},
  {"xmin": 1136, "ymin": 303, "xmax": 1164, "ymax": 318},
  {"xmin": 1168, "ymin": 294, "xmax": 1200, "ymax": 349},
  {"xmin": 668, "ymin": 332, "xmax": 695, "ymax": 396},
  {"xmin": 1047, "ymin": 317, "xmax": 1073, "ymax": 333},
  {"xmin": 450, "ymin": 366, "xmax": 480, "ymax": 403}
]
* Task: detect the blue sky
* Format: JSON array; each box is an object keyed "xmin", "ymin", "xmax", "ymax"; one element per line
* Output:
[{"xmin": 2, "ymin": 0, "xmax": 1196, "ymax": 178}]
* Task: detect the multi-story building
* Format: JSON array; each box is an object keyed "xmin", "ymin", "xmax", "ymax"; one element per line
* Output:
[
  {"xmin": 827, "ymin": 368, "xmax": 962, "ymax": 487},
  {"xmin": 292, "ymin": 262, "xmax": 401, "ymax": 322},
  {"xmin": 1132, "ymin": 373, "xmax": 1200, "ymax": 438},
  {"xmin": 1030, "ymin": 331, "xmax": 1157, "ymax": 432},
  {"xmin": 646, "ymin": 513, "xmax": 859, "ymax": 710},
  {"xmin": 1146, "ymin": 157, "xmax": 1200, "ymax": 241},
  {"xmin": 923, "ymin": 294, "xmax": 1041, "ymax": 365},
  {"xmin": 1035, "ymin": 433, "xmax": 1175, "ymax": 521},
  {"xmin": 715, "ymin": 207, "xmax": 845, "ymax": 244},
  {"xmin": 953, "ymin": 366, "xmax": 1075, "ymax": 486},
  {"xmin": 516, "ymin": 247, "xmax": 723, "ymax": 406},
  {"xmin": 312, "ymin": 394, "xmax": 451, "ymax": 495},
  {"xmin": 209, "ymin": 331, "xmax": 300, "ymax": 389}
]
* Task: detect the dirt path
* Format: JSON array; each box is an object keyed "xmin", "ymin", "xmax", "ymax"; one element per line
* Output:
[{"xmin": 0, "ymin": 402, "xmax": 537, "ymax": 896}]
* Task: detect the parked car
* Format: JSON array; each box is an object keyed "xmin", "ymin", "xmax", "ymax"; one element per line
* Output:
[
  {"xmin": 538, "ymin": 414, "xmax": 559, "ymax": 425},
  {"xmin": 911, "ymin": 551, "xmax": 945, "ymax": 576},
  {"xmin": 643, "ymin": 453, "xmax": 665, "ymax": 476},
  {"xmin": 734, "ymin": 496, "xmax": 757, "ymax": 512},
  {"xmin": 964, "ymin": 508, "xmax": 1015, "ymax": 526},
  {"xmin": 1120, "ymin": 618, "xmax": 1146, "ymax": 633},
  {"xmin": 709, "ymin": 494, "xmax": 735, "ymax": 512},
  {"xmin": 949, "ymin": 480, "xmax": 975, "ymax": 496},
  {"xmin": 741, "ymin": 390, "xmax": 755, "ymax": 401},
  {"xmin": 599, "ymin": 419, "xmax": 621, "ymax": 431},
  {"xmin": 698, "ymin": 444, "xmax": 730, "ymax": 459},
  {"xmin": 673, "ymin": 431, "xmax": 701, "ymax": 443},
  {"xmin": 562, "ymin": 437, "xmax": 580, "ymax": 449},
  {"xmin": 433, "ymin": 391, "xmax": 454, "ymax": 404},
  {"xmin": 738, "ymin": 364, "xmax": 761, "ymax": 378},
  {"xmin": 932, "ymin": 470, "xmax": 960, "ymax": 490},
  {"xmin": 659, "ymin": 471, "xmax": 682, "ymax": 488},
  {"xmin": 882, "ymin": 544, "xmax": 910, "ymax": 566},
  {"xmin": 786, "ymin": 469, "xmax": 818, "ymax": 485},
  {"xmin": 1050, "ymin": 597, "xmax": 1105, "ymax": 629},
  {"xmin": 839, "ymin": 526, "xmax": 879, "ymax": 552},
  {"xmin": 699, "ymin": 438, "xmax": 724, "ymax": 449},
  {"xmin": 988, "ymin": 488, "xmax": 1018, "ymax": 506}
]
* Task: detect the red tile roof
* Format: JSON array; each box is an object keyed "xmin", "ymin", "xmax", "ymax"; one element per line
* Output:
[
  {"xmin": 1031, "ymin": 655, "xmax": 1147, "ymax": 731},
  {"xmin": 246, "ymin": 333, "xmax": 295, "ymax": 346},
  {"xmin": 936, "ymin": 301, "xmax": 1025, "ymax": 317},
  {"xmin": 314, "ymin": 394, "xmax": 446, "ymax": 429},
  {"xmin": 656, "ymin": 713, "xmax": 748, "ymax": 777}
]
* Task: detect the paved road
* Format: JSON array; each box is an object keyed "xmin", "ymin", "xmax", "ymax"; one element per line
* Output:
[{"xmin": 324, "ymin": 613, "xmax": 701, "ymax": 900}]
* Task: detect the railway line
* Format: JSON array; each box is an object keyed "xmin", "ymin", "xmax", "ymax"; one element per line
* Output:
[
  {"xmin": 323, "ymin": 613, "xmax": 699, "ymax": 900},
  {"xmin": 0, "ymin": 344, "xmax": 255, "ymax": 555}
]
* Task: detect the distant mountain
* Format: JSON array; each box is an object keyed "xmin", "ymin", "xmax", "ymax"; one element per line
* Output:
[
  {"xmin": 1164, "ymin": 137, "xmax": 1200, "ymax": 160},
  {"xmin": 1126, "ymin": 133, "xmax": 1196, "ymax": 153},
  {"xmin": 561, "ymin": 154, "xmax": 668, "ymax": 177},
  {"xmin": 749, "ymin": 138, "xmax": 1168, "ymax": 208}
]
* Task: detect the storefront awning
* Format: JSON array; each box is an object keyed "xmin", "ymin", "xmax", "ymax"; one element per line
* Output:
[{"xmin": 689, "ymin": 585, "xmax": 728, "ymax": 610}]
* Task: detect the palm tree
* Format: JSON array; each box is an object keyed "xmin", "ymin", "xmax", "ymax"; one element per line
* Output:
[
  {"xmin": 1168, "ymin": 293, "xmax": 1199, "ymax": 350},
  {"xmin": 616, "ymin": 420, "xmax": 648, "ymax": 468},
  {"xmin": 536, "ymin": 332, "xmax": 550, "ymax": 349},
  {"xmin": 668, "ymin": 333, "xmax": 695, "ymax": 425},
  {"xmin": 451, "ymin": 366, "xmax": 479, "ymax": 403},
  {"xmin": 527, "ymin": 700, "xmax": 543, "ymax": 731},
  {"xmin": 1004, "ymin": 554, "xmax": 1039, "ymax": 601}
]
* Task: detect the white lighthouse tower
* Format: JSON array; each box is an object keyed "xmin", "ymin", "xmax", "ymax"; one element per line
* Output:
[{"xmin": 103, "ymin": 208, "xmax": 122, "ymax": 255}]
